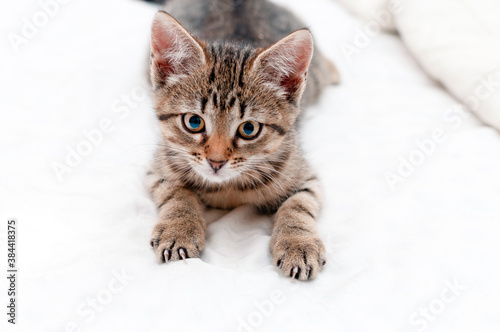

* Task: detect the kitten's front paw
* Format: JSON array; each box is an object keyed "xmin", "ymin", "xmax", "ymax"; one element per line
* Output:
[
  {"xmin": 150, "ymin": 220, "xmax": 205, "ymax": 263},
  {"xmin": 272, "ymin": 235, "xmax": 326, "ymax": 281}
]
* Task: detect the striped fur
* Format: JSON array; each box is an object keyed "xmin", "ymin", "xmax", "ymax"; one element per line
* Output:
[{"xmin": 147, "ymin": 0, "xmax": 336, "ymax": 280}]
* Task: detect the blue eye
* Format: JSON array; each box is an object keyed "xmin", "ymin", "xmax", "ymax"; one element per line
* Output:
[
  {"xmin": 189, "ymin": 115, "xmax": 201, "ymax": 129},
  {"xmin": 183, "ymin": 114, "xmax": 205, "ymax": 133},
  {"xmin": 243, "ymin": 122, "xmax": 254, "ymax": 135},
  {"xmin": 238, "ymin": 121, "xmax": 260, "ymax": 139}
]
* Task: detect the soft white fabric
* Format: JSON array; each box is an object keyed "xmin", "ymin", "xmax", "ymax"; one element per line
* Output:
[
  {"xmin": 393, "ymin": 0, "xmax": 500, "ymax": 130},
  {"xmin": 333, "ymin": 0, "xmax": 397, "ymax": 31},
  {"xmin": 1, "ymin": 0, "xmax": 500, "ymax": 331}
]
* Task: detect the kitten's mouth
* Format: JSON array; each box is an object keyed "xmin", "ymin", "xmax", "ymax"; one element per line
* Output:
[
  {"xmin": 207, "ymin": 159, "xmax": 227, "ymax": 174},
  {"xmin": 194, "ymin": 161, "xmax": 238, "ymax": 184}
]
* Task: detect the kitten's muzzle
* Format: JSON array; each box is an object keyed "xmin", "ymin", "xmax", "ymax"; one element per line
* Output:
[{"xmin": 207, "ymin": 159, "xmax": 227, "ymax": 173}]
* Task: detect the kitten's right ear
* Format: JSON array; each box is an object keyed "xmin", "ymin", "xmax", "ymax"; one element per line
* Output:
[{"xmin": 150, "ymin": 11, "xmax": 206, "ymax": 87}]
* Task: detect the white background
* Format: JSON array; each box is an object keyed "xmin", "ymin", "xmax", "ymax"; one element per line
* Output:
[{"xmin": 1, "ymin": 0, "xmax": 500, "ymax": 331}]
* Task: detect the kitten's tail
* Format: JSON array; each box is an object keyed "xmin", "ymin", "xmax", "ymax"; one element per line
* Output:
[
  {"xmin": 142, "ymin": 0, "xmax": 256, "ymax": 4},
  {"xmin": 142, "ymin": 0, "xmax": 169, "ymax": 4},
  {"xmin": 324, "ymin": 57, "xmax": 340, "ymax": 85},
  {"xmin": 144, "ymin": 0, "xmax": 259, "ymax": 5}
]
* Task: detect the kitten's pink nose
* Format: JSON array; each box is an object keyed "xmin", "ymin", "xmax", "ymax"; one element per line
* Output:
[{"xmin": 207, "ymin": 159, "xmax": 227, "ymax": 173}]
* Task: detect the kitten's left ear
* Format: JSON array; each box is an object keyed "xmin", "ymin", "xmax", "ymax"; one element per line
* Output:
[{"xmin": 252, "ymin": 29, "xmax": 313, "ymax": 103}]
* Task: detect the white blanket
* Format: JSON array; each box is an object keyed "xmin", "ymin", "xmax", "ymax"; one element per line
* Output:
[{"xmin": 1, "ymin": 0, "xmax": 500, "ymax": 331}]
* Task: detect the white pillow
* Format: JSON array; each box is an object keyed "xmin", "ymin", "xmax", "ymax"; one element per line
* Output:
[{"xmin": 393, "ymin": 0, "xmax": 500, "ymax": 130}]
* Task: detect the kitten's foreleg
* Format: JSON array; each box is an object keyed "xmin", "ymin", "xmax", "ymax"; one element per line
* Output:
[
  {"xmin": 270, "ymin": 176, "xmax": 326, "ymax": 281},
  {"xmin": 149, "ymin": 179, "xmax": 206, "ymax": 262}
]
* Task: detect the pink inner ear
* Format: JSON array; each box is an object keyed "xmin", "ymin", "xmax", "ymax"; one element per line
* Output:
[
  {"xmin": 151, "ymin": 12, "xmax": 205, "ymax": 84},
  {"xmin": 256, "ymin": 30, "xmax": 314, "ymax": 100},
  {"xmin": 279, "ymin": 44, "xmax": 311, "ymax": 99},
  {"xmin": 151, "ymin": 30, "xmax": 177, "ymax": 79}
]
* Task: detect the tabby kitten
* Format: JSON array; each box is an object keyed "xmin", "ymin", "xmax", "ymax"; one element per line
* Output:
[{"xmin": 147, "ymin": 0, "xmax": 338, "ymax": 280}]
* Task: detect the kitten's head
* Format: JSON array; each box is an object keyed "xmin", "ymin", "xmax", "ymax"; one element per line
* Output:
[{"xmin": 150, "ymin": 11, "xmax": 312, "ymax": 185}]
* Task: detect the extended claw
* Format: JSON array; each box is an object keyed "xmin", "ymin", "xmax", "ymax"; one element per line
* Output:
[
  {"xmin": 163, "ymin": 249, "xmax": 170, "ymax": 262},
  {"xmin": 291, "ymin": 266, "xmax": 299, "ymax": 279},
  {"xmin": 179, "ymin": 248, "xmax": 187, "ymax": 262},
  {"xmin": 305, "ymin": 266, "xmax": 312, "ymax": 279}
]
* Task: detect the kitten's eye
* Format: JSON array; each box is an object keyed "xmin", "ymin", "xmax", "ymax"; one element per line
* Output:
[
  {"xmin": 238, "ymin": 121, "xmax": 261, "ymax": 139},
  {"xmin": 183, "ymin": 114, "xmax": 205, "ymax": 133}
]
